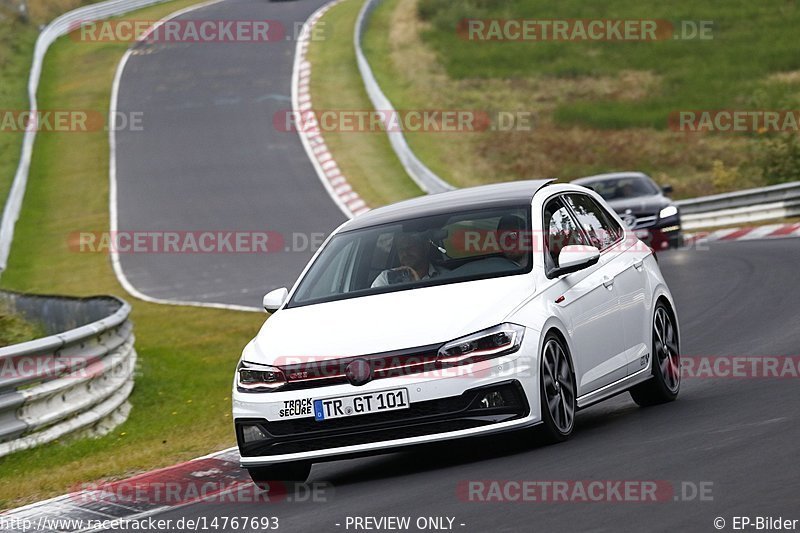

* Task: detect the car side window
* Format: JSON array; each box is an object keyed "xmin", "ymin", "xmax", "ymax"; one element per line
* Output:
[
  {"xmin": 564, "ymin": 194, "xmax": 623, "ymax": 251},
  {"xmin": 543, "ymin": 196, "xmax": 588, "ymax": 271}
]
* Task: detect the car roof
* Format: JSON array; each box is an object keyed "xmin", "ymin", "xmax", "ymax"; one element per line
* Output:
[
  {"xmin": 572, "ymin": 171, "xmax": 651, "ymax": 185},
  {"xmin": 342, "ymin": 179, "xmax": 554, "ymax": 231}
]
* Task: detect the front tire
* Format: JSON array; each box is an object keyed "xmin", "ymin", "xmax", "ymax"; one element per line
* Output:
[
  {"xmin": 247, "ymin": 462, "xmax": 311, "ymax": 489},
  {"xmin": 630, "ymin": 302, "xmax": 680, "ymax": 406},
  {"xmin": 539, "ymin": 334, "xmax": 576, "ymax": 442}
]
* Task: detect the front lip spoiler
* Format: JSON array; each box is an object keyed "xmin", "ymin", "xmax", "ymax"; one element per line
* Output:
[
  {"xmin": 238, "ymin": 415, "xmax": 540, "ymax": 467},
  {"xmin": 237, "ymin": 380, "xmax": 531, "ymax": 463}
]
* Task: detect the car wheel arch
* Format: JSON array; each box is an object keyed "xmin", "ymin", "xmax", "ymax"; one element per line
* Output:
[
  {"xmin": 539, "ymin": 324, "xmax": 577, "ymax": 388},
  {"xmin": 654, "ymin": 295, "xmax": 679, "ymax": 343}
]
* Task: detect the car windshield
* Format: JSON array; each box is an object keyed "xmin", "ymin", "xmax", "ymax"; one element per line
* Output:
[
  {"xmin": 287, "ymin": 206, "xmax": 532, "ymax": 307},
  {"xmin": 583, "ymin": 176, "xmax": 660, "ymax": 200}
]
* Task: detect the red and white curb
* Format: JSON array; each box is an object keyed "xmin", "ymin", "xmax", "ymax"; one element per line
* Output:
[
  {"xmin": 0, "ymin": 448, "xmax": 263, "ymax": 531},
  {"xmin": 684, "ymin": 222, "xmax": 800, "ymax": 245},
  {"xmin": 292, "ymin": 0, "xmax": 369, "ymax": 219}
]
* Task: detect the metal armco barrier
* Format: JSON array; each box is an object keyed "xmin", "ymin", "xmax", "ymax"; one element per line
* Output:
[
  {"xmin": 352, "ymin": 1, "xmax": 798, "ymax": 229},
  {"xmin": 0, "ymin": 0, "xmax": 174, "ymax": 275},
  {"xmin": 677, "ymin": 182, "xmax": 800, "ymax": 229},
  {"xmin": 0, "ymin": 291, "xmax": 136, "ymax": 458},
  {"xmin": 354, "ymin": 0, "xmax": 454, "ymax": 195}
]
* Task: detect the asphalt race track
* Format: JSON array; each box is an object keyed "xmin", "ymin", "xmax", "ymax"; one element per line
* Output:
[
  {"xmin": 114, "ymin": 0, "xmax": 345, "ymax": 307},
  {"xmin": 95, "ymin": 238, "xmax": 800, "ymax": 532},
  {"xmin": 111, "ymin": 0, "xmax": 800, "ymax": 529}
]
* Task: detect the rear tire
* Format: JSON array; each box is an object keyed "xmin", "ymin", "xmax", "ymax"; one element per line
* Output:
[
  {"xmin": 247, "ymin": 462, "xmax": 311, "ymax": 489},
  {"xmin": 538, "ymin": 333, "xmax": 576, "ymax": 443},
  {"xmin": 630, "ymin": 302, "xmax": 680, "ymax": 406}
]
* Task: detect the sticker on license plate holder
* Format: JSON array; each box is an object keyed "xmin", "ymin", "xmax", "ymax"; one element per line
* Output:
[{"xmin": 314, "ymin": 388, "xmax": 409, "ymax": 421}]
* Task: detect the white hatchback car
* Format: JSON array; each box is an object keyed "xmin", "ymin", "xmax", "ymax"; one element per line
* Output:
[{"xmin": 233, "ymin": 180, "xmax": 680, "ymax": 484}]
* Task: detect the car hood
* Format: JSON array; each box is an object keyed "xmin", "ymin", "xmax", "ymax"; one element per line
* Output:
[
  {"xmin": 246, "ymin": 275, "xmax": 535, "ymax": 363},
  {"xmin": 605, "ymin": 194, "xmax": 669, "ymax": 214}
]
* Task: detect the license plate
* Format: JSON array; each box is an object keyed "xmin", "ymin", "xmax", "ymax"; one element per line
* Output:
[{"xmin": 314, "ymin": 388, "xmax": 409, "ymax": 421}]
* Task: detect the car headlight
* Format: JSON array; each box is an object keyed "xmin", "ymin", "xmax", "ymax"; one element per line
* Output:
[
  {"xmin": 236, "ymin": 360, "xmax": 286, "ymax": 392},
  {"xmin": 437, "ymin": 323, "xmax": 525, "ymax": 367},
  {"xmin": 659, "ymin": 205, "xmax": 678, "ymax": 219}
]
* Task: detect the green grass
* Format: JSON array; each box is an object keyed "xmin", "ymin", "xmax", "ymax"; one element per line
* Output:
[
  {"xmin": 418, "ymin": 0, "xmax": 800, "ymax": 130},
  {"xmin": 360, "ymin": 0, "xmax": 460, "ymax": 185},
  {"xmin": 1, "ymin": 0, "xmax": 116, "ymax": 224},
  {"xmin": 360, "ymin": 0, "xmax": 548, "ymax": 188},
  {"xmin": 0, "ymin": 303, "xmax": 44, "ymax": 347},
  {"xmin": 353, "ymin": 0, "xmax": 800, "ymax": 199},
  {"xmin": 307, "ymin": 0, "xmax": 422, "ymax": 206},
  {"xmin": 0, "ymin": 18, "xmax": 38, "ymax": 213},
  {"xmin": 0, "ymin": 0, "xmax": 267, "ymax": 510}
]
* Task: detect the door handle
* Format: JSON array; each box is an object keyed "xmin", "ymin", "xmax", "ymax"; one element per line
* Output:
[
  {"xmin": 602, "ymin": 276, "xmax": 614, "ymax": 289},
  {"xmin": 633, "ymin": 259, "xmax": 644, "ymax": 271}
]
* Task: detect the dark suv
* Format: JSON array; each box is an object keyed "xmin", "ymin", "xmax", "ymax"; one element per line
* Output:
[{"xmin": 572, "ymin": 172, "xmax": 682, "ymax": 249}]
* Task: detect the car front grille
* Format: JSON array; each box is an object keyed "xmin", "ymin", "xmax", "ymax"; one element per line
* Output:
[
  {"xmin": 236, "ymin": 381, "xmax": 529, "ymax": 457},
  {"xmin": 632, "ymin": 214, "xmax": 658, "ymax": 229},
  {"xmin": 277, "ymin": 344, "xmax": 442, "ymax": 391}
]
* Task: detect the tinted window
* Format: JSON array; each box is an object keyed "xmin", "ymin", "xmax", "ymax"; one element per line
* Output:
[
  {"xmin": 581, "ymin": 176, "xmax": 660, "ymax": 200},
  {"xmin": 543, "ymin": 197, "xmax": 588, "ymax": 271},
  {"xmin": 288, "ymin": 206, "xmax": 532, "ymax": 307},
  {"xmin": 565, "ymin": 194, "xmax": 622, "ymax": 250}
]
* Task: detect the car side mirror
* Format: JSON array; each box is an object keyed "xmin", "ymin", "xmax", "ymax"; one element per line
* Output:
[
  {"xmin": 263, "ymin": 287, "xmax": 288, "ymax": 313},
  {"xmin": 661, "ymin": 184, "xmax": 673, "ymax": 194},
  {"xmin": 548, "ymin": 245, "xmax": 601, "ymax": 278}
]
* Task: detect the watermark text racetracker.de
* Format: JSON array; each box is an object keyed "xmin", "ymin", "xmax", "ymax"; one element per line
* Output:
[
  {"xmin": 269, "ymin": 355, "xmax": 800, "ymax": 384},
  {"xmin": 70, "ymin": 19, "xmax": 329, "ymax": 43},
  {"xmin": 458, "ymin": 480, "xmax": 714, "ymax": 503},
  {"xmin": 459, "ymin": 18, "xmax": 713, "ymax": 41},
  {"xmin": 0, "ymin": 354, "xmax": 139, "ymax": 382},
  {"xmin": 670, "ymin": 110, "xmax": 800, "ymax": 133},
  {"xmin": 69, "ymin": 230, "xmax": 327, "ymax": 254},
  {"xmin": 71, "ymin": 479, "xmax": 332, "ymax": 506},
  {"xmin": 0, "ymin": 110, "xmax": 143, "ymax": 132},
  {"xmin": 274, "ymin": 109, "xmax": 539, "ymax": 133},
  {"xmin": 681, "ymin": 356, "xmax": 800, "ymax": 379},
  {"xmin": 71, "ymin": 228, "xmax": 708, "ymax": 255}
]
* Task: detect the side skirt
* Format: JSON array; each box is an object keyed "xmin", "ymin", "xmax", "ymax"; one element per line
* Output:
[{"xmin": 576, "ymin": 365, "xmax": 652, "ymax": 409}]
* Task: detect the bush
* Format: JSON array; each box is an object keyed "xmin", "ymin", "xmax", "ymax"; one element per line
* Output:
[{"xmin": 759, "ymin": 135, "xmax": 800, "ymax": 185}]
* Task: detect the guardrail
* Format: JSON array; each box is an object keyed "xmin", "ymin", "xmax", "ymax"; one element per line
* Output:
[
  {"xmin": 353, "ymin": 1, "xmax": 798, "ymax": 229},
  {"xmin": 0, "ymin": 0, "xmax": 173, "ymax": 275},
  {"xmin": 354, "ymin": 0, "xmax": 454, "ymax": 195},
  {"xmin": 0, "ymin": 292, "xmax": 136, "ymax": 458},
  {"xmin": 677, "ymin": 182, "xmax": 800, "ymax": 229}
]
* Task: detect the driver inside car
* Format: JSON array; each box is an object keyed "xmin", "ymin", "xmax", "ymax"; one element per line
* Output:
[
  {"xmin": 497, "ymin": 214, "xmax": 529, "ymax": 267},
  {"xmin": 371, "ymin": 231, "xmax": 447, "ymax": 287}
]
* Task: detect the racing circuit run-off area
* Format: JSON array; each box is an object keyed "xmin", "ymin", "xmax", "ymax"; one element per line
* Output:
[{"xmin": 0, "ymin": 0, "xmax": 799, "ymax": 533}]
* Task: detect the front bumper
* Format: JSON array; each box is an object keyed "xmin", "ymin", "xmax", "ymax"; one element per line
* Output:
[
  {"xmin": 635, "ymin": 221, "xmax": 682, "ymax": 250},
  {"xmin": 233, "ymin": 340, "xmax": 540, "ymax": 467}
]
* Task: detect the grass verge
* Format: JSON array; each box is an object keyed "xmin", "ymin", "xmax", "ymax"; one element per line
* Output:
[
  {"xmin": 307, "ymin": 0, "xmax": 421, "ymax": 207},
  {"xmin": 0, "ymin": 18, "xmax": 37, "ymax": 213},
  {"xmin": 0, "ymin": 303, "xmax": 44, "ymax": 347},
  {"xmin": 357, "ymin": 0, "xmax": 800, "ymax": 198},
  {"xmin": 1, "ymin": 0, "xmax": 118, "ymax": 223},
  {"xmin": 0, "ymin": 0, "xmax": 266, "ymax": 510}
]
